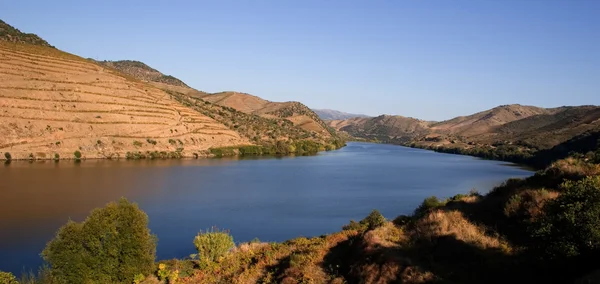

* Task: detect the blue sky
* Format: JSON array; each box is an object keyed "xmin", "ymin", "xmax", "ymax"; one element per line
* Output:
[{"xmin": 3, "ymin": 0, "xmax": 599, "ymax": 120}]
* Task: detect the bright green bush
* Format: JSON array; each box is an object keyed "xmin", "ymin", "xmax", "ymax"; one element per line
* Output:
[
  {"xmin": 193, "ymin": 228, "xmax": 234, "ymax": 267},
  {"xmin": 0, "ymin": 271, "xmax": 18, "ymax": 284},
  {"xmin": 73, "ymin": 150, "xmax": 81, "ymax": 159},
  {"xmin": 42, "ymin": 198, "xmax": 156, "ymax": 283},
  {"xmin": 533, "ymin": 176, "xmax": 600, "ymax": 259}
]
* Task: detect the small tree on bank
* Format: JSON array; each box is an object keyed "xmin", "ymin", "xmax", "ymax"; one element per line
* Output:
[{"xmin": 42, "ymin": 198, "xmax": 156, "ymax": 283}]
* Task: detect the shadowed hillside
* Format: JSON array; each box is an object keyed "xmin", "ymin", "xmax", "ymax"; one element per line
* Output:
[{"xmin": 312, "ymin": 109, "xmax": 370, "ymax": 120}]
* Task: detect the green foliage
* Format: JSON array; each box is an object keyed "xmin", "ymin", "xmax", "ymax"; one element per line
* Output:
[
  {"xmin": 532, "ymin": 176, "xmax": 600, "ymax": 259},
  {"xmin": 343, "ymin": 209, "xmax": 387, "ymax": 231},
  {"xmin": 73, "ymin": 150, "xmax": 81, "ymax": 159},
  {"xmin": 414, "ymin": 196, "xmax": 446, "ymax": 217},
  {"xmin": 193, "ymin": 228, "xmax": 235, "ymax": 268},
  {"xmin": 42, "ymin": 198, "xmax": 156, "ymax": 283},
  {"xmin": 54, "ymin": 153, "xmax": 60, "ymax": 160},
  {"xmin": 0, "ymin": 271, "xmax": 18, "ymax": 284},
  {"xmin": 4, "ymin": 152, "xmax": 11, "ymax": 160},
  {"xmin": 133, "ymin": 140, "xmax": 143, "ymax": 147},
  {"xmin": 359, "ymin": 209, "xmax": 386, "ymax": 230},
  {"xmin": 146, "ymin": 138, "xmax": 157, "ymax": 145},
  {"xmin": 133, "ymin": 273, "xmax": 145, "ymax": 284}
]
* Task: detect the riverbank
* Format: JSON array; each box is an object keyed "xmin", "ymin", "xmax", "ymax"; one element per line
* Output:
[{"xmin": 6, "ymin": 155, "xmax": 600, "ymax": 283}]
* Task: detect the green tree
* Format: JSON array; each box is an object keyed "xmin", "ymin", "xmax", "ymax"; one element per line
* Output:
[
  {"xmin": 359, "ymin": 209, "xmax": 386, "ymax": 230},
  {"xmin": 533, "ymin": 176, "xmax": 600, "ymax": 258},
  {"xmin": 73, "ymin": 150, "xmax": 81, "ymax": 160},
  {"xmin": 42, "ymin": 198, "xmax": 156, "ymax": 283},
  {"xmin": 4, "ymin": 152, "xmax": 11, "ymax": 161}
]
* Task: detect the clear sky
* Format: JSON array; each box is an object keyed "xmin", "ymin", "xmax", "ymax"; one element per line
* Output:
[{"xmin": 2, "ymin": 0, "xmax": 599, "ymax": 120}]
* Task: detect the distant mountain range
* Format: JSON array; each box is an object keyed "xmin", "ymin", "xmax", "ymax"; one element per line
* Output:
[
  {"xmin": 329, "ymin": 104, "xmax": 600, "ymax": 153},
  {"xmin": 311, "ymin": 109, "xmax": 370, "ymax": 120}
]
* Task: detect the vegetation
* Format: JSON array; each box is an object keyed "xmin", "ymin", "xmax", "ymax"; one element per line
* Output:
[
  {"xmin": 0, "ymin": 19, "xmax": 53, "ymax": 47},
  {"xmin": 4, "ymin": 152, "xmax": 11, "ymax": 161},
  {"xmin": 0, "ymin": 271, "xmax": 18, "ymax": 284},
  {"xmin": 73, "ymin": 150, "xmax": 81, "ymax": 160},
  {"xmin": 193, "ymin": 228, "xmax": 235, "ymax": 268},
  {"xmin": 41, "ymin": 198, "xmax": 156, "ymax": 283}
]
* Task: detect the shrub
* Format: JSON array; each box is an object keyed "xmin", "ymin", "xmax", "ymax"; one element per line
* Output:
[
  {"xmin": 414, "ymin": 196, "xmax": 446, "ymax": 218},
  {"xmin": 74, "ymin": 150, "xmax": 81, "ymax": 159},
  {"xmin": 133, "ymin": 141, "xmax": 143, "ymax": 147},
  {"xmin": 146, "ymin": 138, "xmax": 157, "ymax": 145},
  {"xmin": 0, "ymin": 271, "xmax": 18, "ymax": 284},
  {"xmin": 193, "ymin": 228, "xmax": 234, "ymax": 268},
  {"xmin": 42, "ymin": 198, "xmax": 156, "ymax": 283},
  {"xmin": 532, "ymin": 176, "xmax": 600, "ymax": 259},
  {"xmin": 54, "ymin": 153, "xmax": 60, "ymax": 160},
  {"xmin": 360, "ymin": 209, "xmax": 387, "ymax": 230},
  {"xmin": 4, "ymin": 152, "xmax": 11, "ymax": 160}
]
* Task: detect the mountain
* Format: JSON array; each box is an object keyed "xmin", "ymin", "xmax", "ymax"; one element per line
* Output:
[
  {"xmin": 0, "ymin": 20, "xmax": 342, "ymax": 160},
  {"xmin": 329, "ymin": 115, "xmax": 432, "ymax": 143},
  {"xmin": 312, "ymin": 109, "xmax": 369, "ymax": 120},
  {"xmin": 0, "ymin": 19, "xmax": 53, "ymax": 47},
  {"xmin": 93, "ymin": 60, "xmax": 336, "ymax": 141},
  {"xmin": 332, "ymin": 104, "xmax": 600, "ymax": 157},
  {"xmin": 95, "ymin": 60, "xmax": 190, "ymax": 88}
]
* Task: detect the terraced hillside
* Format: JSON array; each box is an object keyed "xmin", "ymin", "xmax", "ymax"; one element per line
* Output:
[
  {"xmin": 0, "ymin": 41, "xmax": 250, "ymax": 160},
  {"xmin": 100, "ymin": 60, "xmax": 337, "ymax": 141}
]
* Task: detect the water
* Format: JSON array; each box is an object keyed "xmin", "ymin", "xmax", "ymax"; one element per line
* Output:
[{"xmin": 0, "ymin": 142, "xmax": 533, "ymax": 274}]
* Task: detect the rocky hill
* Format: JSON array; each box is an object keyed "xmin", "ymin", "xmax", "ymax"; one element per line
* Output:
[
  {"xmin": 95, "ymin": 60, "xmax": 190, "ymax": 88},
  {"xmin": 0, "ymin": 19, "xmax": 53, "ymax": 47},
  {"xmin": 312, "ymin": 109, "xmax": 369, "ymax": 120},
  {"xmin": 329, "ymin": 115, "xmax": 432, "ymax": 143}
]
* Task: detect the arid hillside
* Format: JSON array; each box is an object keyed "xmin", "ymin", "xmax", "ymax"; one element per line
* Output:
[
  {"xmin": 0, "ymin": 41, "xmax": 251, "ymax": 160},
  {"xmin": 312, "ymin": 108, "xmax": 369, "ymax": 120},
  {"xmin": 100, "ymin": 60, "xmax": 336, "ymax": 140},
  {"xmin": 329, "ymin": 115, "xmax": 433, "ymax": 142},
  {"xmin": 430, "ymin": 104, "xmax": 551, "ymax": 136},
  {"xmin": 95, "ymin": 60, "xmax": 190, "ymax": 88}
]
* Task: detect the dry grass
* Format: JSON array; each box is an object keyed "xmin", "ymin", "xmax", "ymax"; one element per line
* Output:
[
  {"xmin": 546, "ymin": 157, "xmax": 600, "ymax": 177},
  {"xmin": 413, "ymin": 210, "xmax": 510, "ymax": 252},
  {"xmin": 504, "ymin": 189, "xmax": 560, "ymax": 220}
]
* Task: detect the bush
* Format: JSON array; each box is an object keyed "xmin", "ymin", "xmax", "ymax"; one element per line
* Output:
[
  {"xmin": 0, "ymin": 271, "xmax": 18, "ymax": 284},
  {"xmin": 193, "ymin": 228, "xmax": 234, "ymax": 268},
  {"xmin": 73, "ymin": 150, "xmax": 81, "ymax": 159},
  {"xmin": 360, "ymin": 209, "xmax": 386, "ymax": 230},
  {"xmin": 42, "ymin": 198, "xmax": 156, "ymax": 283},
  {"xmin": 532, "ymin": 176, "xmax": 600, "ymax": 259},
  {"xmin": 133, "ymin": 141, "xmax": 143, "ymax": 147},
  {"xmin": 343, "ymin": 209, "xmax": 387, "ymax": 231},
  {"xmin": 54, "ymin": 153, "xmax": 60, "ymax": 160},
  {"xmin": 414, "ymin": 196, "xmax": 446, "ymax": 218},
  {"xmin": 4, "ymin": 152, "xmax": 11, "ymax": 160}
]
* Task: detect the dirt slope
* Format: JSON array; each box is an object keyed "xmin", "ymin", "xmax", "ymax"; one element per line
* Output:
[{"xmin": 0, "ymin": 41, "xmax": 249, "ymax": 160}]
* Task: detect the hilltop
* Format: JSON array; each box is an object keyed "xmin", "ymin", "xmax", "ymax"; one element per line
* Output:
[
  {"xmin": 94, "ymin": 60, "xmax": 190, "ymax": 88},
  {"xmin": 312, "ymin": 109, "xmax": 370, "ymax": 120},
  {"xmin": 0, "ymin": 20, "xmax": 53, "ymax": 47},
  {"xmin": 0, "ymin": 20, "xmax": 343, "ymax": 161},
  {"xmin": 329, "ymin": 115, "xmax": 432, "ymax": 143}
]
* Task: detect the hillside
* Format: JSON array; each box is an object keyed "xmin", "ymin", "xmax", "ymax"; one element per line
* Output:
[
  {"xmin": 329, "ymin": 115, "xmax": 433, "ymax": 143},
  {"xmin": 0, "ymin": 41, "xmax": 252, "ymax": 160},
  {"xmin": 193, "ymin": 91, "xmax": 336, "ymax": 139},
  {"xmin": 0, "ymin": 20, "xmax": 53, "ymax": 47},
  {"xmin": 312, "ymin": 108, "xmax": 369, "ymax": 120},
  {"xmin": 95, "ymin": 60, "xmax": 190, "ymax": 88}
]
